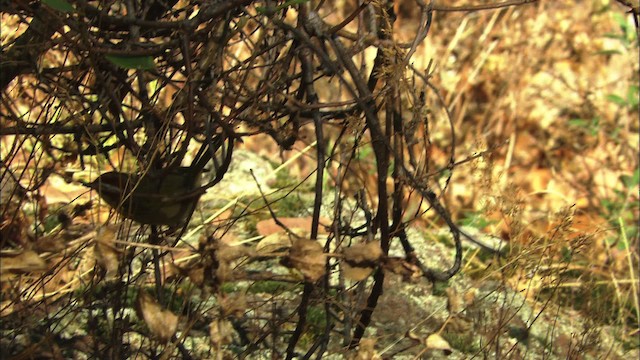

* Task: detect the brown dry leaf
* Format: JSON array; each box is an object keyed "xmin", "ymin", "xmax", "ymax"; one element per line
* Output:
[
  {"xmin": 343, "ymin": 242, "xmax": 383, "ymax": 265},
  {"xmin": 216, "ymin": 262, "xmax": 233, "ymax": 282},
  {"xmin": 341, "ymin": 263, "xmax": 374, "ymax": 281},
  {"xmin": 445, "ymin": 287, "xmax": 463, "ymax": 314},
  {"xmin": 216, "ymin": 243, "xmax": 253, "ymax": 282},
  {"xmin": 0, "ymin": 171, "xmax": 23, "ymax": 205},
  {"xmin": 255, "ymin": 217, "xmax": 330, "ymax": 237},
  {"xmin": 187, "ymin": 266, "xmax": 205, "ymax": 286},
  {"xmin": 352, "ymin": 338, "xmax": 380, "ymax": 360},
  {"xmin": 341, "ymin": 242, "xmax": 383, "ymax": 281},
  {"xmin": 406, "ymin": 330, "xmax": 421, "ymax": 342},
  {"xmin": 382, "ymin": 257, "xmax": 421, "ymax": 280},
  {"xmin": 463, "ymin": 288, "xmax": 477, "ymax": 308},
  {"xmin": 0, "ymin": 250, "xmax": 47, "ymax": 279},
  {"xmin": 0, "ymin": 209, "xmax": 29, "ymax": 248},
  {"xmin": 219, "ymin": 293, "xmax": 247, "ymax": 318},
  {"xmin": 33, "ymin": 234, "xmax": 67, "ymax": 253},
  {"xmin": 527, "ymin": 167, "xmax": 552, "ymax": 193},
  {"xmin": 447, "ymin": 315, "xmax": 472, "ymax": 333},
  {"xmin": 255, "ymin": 232, "xmax": 292, "ymax": 256},
  {"xmin": 94, "ymin": 227, "xmax": 119, "ymax": 279},
  {"xmin": 40, "ymin": 174, "xmax": 89, "ymax": 205},
  {"xmin": 137, "ymin": 291, "xmax": 178, "ymax": 343},
  {"xmin": 209, "ymin": 319, "xmax": 234, "ymax": 348},
  {"xmin": 217, "ymin": 243, "xmax": 253, "ymax": 262},
  {"xmin": 286, "ymin": 238, "xmax": 325, "ymax": 281},
  {"xmin": 425, "ymin": 333, "xmax": 452, "ymax": 355},
  {"xmin": 0, "ymin": 300, "xmax": 15, "ymax": 317}
]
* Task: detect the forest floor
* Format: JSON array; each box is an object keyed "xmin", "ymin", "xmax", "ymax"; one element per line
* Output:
[{"xmin": 1, "ymin": 0, "xmax": 638, "ymax": 359}]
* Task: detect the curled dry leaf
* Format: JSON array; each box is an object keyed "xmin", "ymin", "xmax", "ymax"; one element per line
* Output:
[
  {"xmin": 382, "ymin": 256, "xmax": 423, "ymax": 281},
  {"xmin": 219, "ymin": 293, "xmax": 247, "ymax": 318},
  {"xmin": 216, "ymin": 243, "xmax": 253, "ymax": 282},
  {"xmin": 188, "ymin": 266, "xmax": 205, "ymax": 286},
  {"xmin": 341, "ymin": 242, "xmax": 383, "ymax": 281},
  {"xmin": 0, "ymin": 171, "xmax": 23, "ymax": 205},
  {"xmin": 255, "ymin": 232, "xmax": 292, "ymax": 256},
  {"xmin": 445, "ymin": 287, "xmax": 463, "ymax": 314},
  {"xmin": 406, "ymin": 330, "xmax": 422, "ymax": 342},
  {"xmin": 209, "ymin": 319, "xmax": 234, "ymax": 348},
  {"xmin": 342, "ymin": 262, "xmax": 375, "ymax": 281},
  {"xmin": 0, "ymin": 250, "xmax": 47, "ymax": 280},
  {"xmin": 137, "ymin": 291, "xmax": 178, "ymax": 343},
  {"xmin": 353, "ymin": 338, "xmax": 380, "ymax": 360},
  {"xmin": 425, "ymin": 333, "xmax": 452, "ymax": 355},
  {"xmin": 94, "ymin": 227, "xmax": 119, "ymax": 279},
  {"xmin": 216, "ymin": 261, "xmax": 233, "ymax": 282},
  {"xmin": 342, "ymin": 242, "xmax": 383, "ymax": 265},
  {"xmin": 463, "ymin": 288, "xmax": 477, "ymax": 308},
  {"xmin": 255, "ymin": 217, "xmax": 330, "ymax": 237},
  {"xmin": 217, "ymin": 243, "xmax": 253, "ymax": 262},
  {"xmin": 285, "ymin": 238, "xmax": 325, "ymax": 281},
  {"xmin": 0, "ymin": 300, "xmax": 15, "ymax": 317}
]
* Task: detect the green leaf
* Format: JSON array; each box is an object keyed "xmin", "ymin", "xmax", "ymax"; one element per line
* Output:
[
  {"xmin": 606, "ymin": 94, "xmax": 627, "ymax": 106},
  {"xmin": 603, "ymin": 33, "xmax": 624, "ymax": 40},
  {"xmin": 568, "ymin": 118, "xmax": 588, "ymax": 127},
  {"xmin": 254, "ymin": 6, "xmax": 270, "ymax": 14},
  {"xmin": 620, "ymin": 168, "xmax": 640, "ymax": 188},
  {"xmin": 561, "ymin": 246, "xmax": 573, "ymax": 263},
  {"xmin": 461, "ymin": 212, "xmax": 496, "ymax": 228},
  {"xmin": 600, "ymin": 198, "xmax": 617, "ymax": 215},
  {"xmin": 617, "ymin": 239, "xmax": 629, "ymax": 251},
  {"xmin": 42, "ymin": 0, "xmax": 75, "ymax": 13},
  {"xmin": 612, "ymin": 12, "xmax": 630, "ymax": 32},
  {"xmin": 605, "ymin": 236, "xmax": 618, "ymax": 247},
  {"xmin": 594, "ymin": 49, "xmax": 622, "ymax": 55},
  {"xmin": 627, "ymin": 85, "xmax": 639, "ymax": 107},
  {"xmin": 105, "ymin": 55, "xmax": 156, "ymax": 70}
]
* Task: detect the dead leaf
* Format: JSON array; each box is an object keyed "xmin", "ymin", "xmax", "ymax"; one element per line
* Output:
[
  {"xmin": 0, "ymin": 171, "xmax": 24, "ymax": 205},
  {"xmin": 284, "ymin": 238, "xmax": 326, "ymax": 281},
  {"xmin": 33, "ymin": 234, "xmax": 66, "ymax": 253},
  {"xmin": 188, "ymin": 266, "xmax": 205, "ymax": 286},
  {"xmin": 352, "ymin": 338, "xmax": 380, "ymax": 360},
  {"xmin": 256, "ymin": 217, "xmax": 330, "ymax": 237},
  {"xmin": 137, "ymin": 291, "xmax": 178, "ymax": 343},
  {"xmin": 209, "ymin": 319, "xmax": 234, "ymax": 348},
  {"xmin": 341, "ymin": 242, "xmax": 383, "ymax": 281},
  {"xmin": 353, "ymin": 338, "xmax": 380, "ymax": 360},
  {"xmin": 216, "ymin": 262, "xmax": 233, "ymax": 282},
  {"xmin": 342, "ymin": 263, "xmax": 375, "ymax": 281},
  {"xmin": 0, "ymin": 300, "xmax": 15, "ymax": 317},
  {"xmin": 382, "ymin": 257, "xmax": 421, "ymax": 280},
  {"xmin": 445, "ymin": 287, "xmax": 463, "ymax": 314},
  {"xmin": 255, "ymin": 232, "xmax": 292, "ymax": 256},
  {"xmin": 0, "ymin": 250, "xmax": 47, "ymax": 279},
  {"xmin": 447, "ymin": 315, "xmax": 472, "ymax": 333},
  {"xmin": 463, "ymin": 289, "xmax": 477, "ymax": 308},
  {"xmin": 41, "ymin": 174, "xmax": 89, "ymax": 205},
  {"xmin": 217, "ymin": 243, "xmax": 253, "ymax": 262},
  {"xmin": 216, "ymin": 244, "xmax": 253, "ymax": 282},
  {"xmin": 0, "ymin": 209, "xmax": 29, "ymax": 248},
  {"xmin": 425, "ymin": 333, "xmax": 452, "ymax": 355},
  {"xmin": 219, "ymin": 294, "xmax": 247, "ymax": 318},
  {"xmin": 343, "ymin": 242, "xmax": 383, "ymax": 265},
  {"xmin": 94, "ymin": 227, "xmax": 119, "ymax": 279}
]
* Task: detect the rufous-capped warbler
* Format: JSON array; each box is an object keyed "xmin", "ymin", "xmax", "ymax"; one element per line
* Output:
[{"xmin": 86, "ymin": 134, "xmax": 233, "ymax": 226}]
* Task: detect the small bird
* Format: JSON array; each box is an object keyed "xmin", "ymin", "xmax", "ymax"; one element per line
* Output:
[
  {"xmin": 87, "ymin": 168, "xmax": 205, "ymax": 227},
  {"xmin": 87, "ymin": 134, "xmax": 233, "ymax": 227}
]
